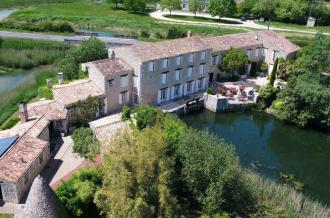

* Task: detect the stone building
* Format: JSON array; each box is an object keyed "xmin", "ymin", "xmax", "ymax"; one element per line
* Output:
[{"xmin": 0, "ymin": 106, "xmax": 50, "ymax": 203}]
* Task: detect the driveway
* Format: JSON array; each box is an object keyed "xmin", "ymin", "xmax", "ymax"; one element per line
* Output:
[
  {"xmin": 150, "ymin": 10, "xmax": 330, "ymax": 36},
  {"xmin": 41, "ymin": 136, "xmax": 84, "ymax": 187}
]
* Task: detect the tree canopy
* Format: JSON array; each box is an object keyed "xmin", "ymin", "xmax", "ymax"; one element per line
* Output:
[
  {"xmin": 160, "ymin": 0, "xmax": 181, "ymax": 15},
  {"xmin": 208, "ymin": 0, "xmax": 237, "ymax": 18},
  {"xmin": 72, "ymin": 127, "xmax": 100, "ymax": 159},
  {"xmin": 221, "ymin": 48, "xmax": 250, "ymax": 75}
]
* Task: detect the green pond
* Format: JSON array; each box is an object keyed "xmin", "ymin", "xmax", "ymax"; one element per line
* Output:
[{"xmin": 182, "ymin": 110, "xmax": 330, "ymax": 205}]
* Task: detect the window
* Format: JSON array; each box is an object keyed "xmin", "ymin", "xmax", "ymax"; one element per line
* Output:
[
  {"xmin": 272, "ymin": 50, "xmax": 279, "ymax": 61},
  {"xmin": 256, "ymin": 48, "xmax": 260, "ymax": 56},
  {"xmin": 263, "ymin": 48, "xmax": 268, "ymax": 56},
  {"xmin": 187, "ymin": 66, "xmax": 193, "ymax": 78},
  {"xmin": 148, "ymin": 61, "xmax": 155, "ymax": 71},
  {"xmin": 212, "ymin": 55, "xmax": 219, "ymax": 65},
  {"xmin": 186, "ymin": 81, "xmax": 193, "ymax": 93},
  {"xmin": 175, "ymin": 69, "xmax": 181, "ymax": 80},
  {"xmin": 174, "ymin": 84, "xmax": 180, "ymax": 96},
  {"xmin": 162, "ymin": 58, "xmax": 168, "ymax": 68},
  {"xmin": 246, "ymin": 49, "xmax": 252, "ymax": 57},
  {"xmin": 199, "ymin": 64, "xmax": 205, "ymax": 75},
  {"xmin": 108, "ymin": 79, "xmax": 114, "ymax": 87},
  {"xmin": 120, "ymin": 75, "xmax": 128, "ymax": 88},
  {"xmin": 176, "ymin": 56, "xmax": 182, "ymax": 65},
  {"xmin": 197, "ymin": 78, "xmax": 203, "ymax": 89},
  {"xmin": 119, "ymin": 91, "xmax": 129, "ymax": 104},
  {"xmin": 39, "ymin": 154, "xmax": 43, "ymax": 164},
  {"xmin": 200, "ymin": 51, "xmax": 206, "ymax": 60},
  {"xmin": 161, "ymin": 72, "xmax": 168, "ymax": 84},
  {"xmin": 188, "ymin": 53, "xmax": 195, "ymax": 62},
  {"xmin": 160, "ymin": 88, "xmax": 167, "ymax": 100}
]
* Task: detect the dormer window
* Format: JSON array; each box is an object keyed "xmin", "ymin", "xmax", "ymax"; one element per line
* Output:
[{"xmin": 148, "ymin": 61, "xmax": 155, "ymax": 71}]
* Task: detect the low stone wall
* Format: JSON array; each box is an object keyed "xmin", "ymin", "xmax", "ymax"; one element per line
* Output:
[{"xmin": 204, "ymin": 94, "xmax": 255, "ymax": 112}]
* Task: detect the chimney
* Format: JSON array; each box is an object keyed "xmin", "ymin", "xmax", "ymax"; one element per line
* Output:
[
  {"xmin": 46, "ymin": 78, "xmax": 52, "ymax": 88},
  {"xmin": 58, "ymin": 72, "xmax": 64, "ymax": 85},
  {"xmin": 110, "ymin": 50, "xmax": 116, "ymax": 60},
  {"xmin": 187, "ymin": 30, "xmax": 192, "ymax": 38},
  {"xmin": 18, "ymin": 102, "xmax": 28, "ymax": 123}
]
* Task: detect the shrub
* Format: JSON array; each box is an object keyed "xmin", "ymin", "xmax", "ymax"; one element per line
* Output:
[
  {"xmin": 269, "ymin": 58, "xmax": 278, "ymax": 86},
  {"xmin": 249, "ymin": 62, "xmax": 258, "ymax": 77},
  {"xmin": 38, "ymin": 85, "xmax": 53, "ymax": 99},
  {"xmin": 133, "ymin": 105, "xmax": 159, "ymax": 130},
  {"xmin": 72, "ymin": 127, "xmax": 100, "ymax": 159},
  {"xmin": 121, "ymin": 105, "xmax": 131, "ymax": 121},
  {"xmin": 0, "ymin": 116, "xmax": 20, "ymax": 130},
  {"xmin": 256, "ymin": 85, "xmax": 279, "ymax": 110},
  {"xmin": 140, "ymin": 30, "xmax": 150, "ymax": 38},
  {"xmin": 162, "ymin": 114, "xmax": 187, "ymax": 144},
  {"xmin": 56, "ymin": 167, "xmax": 102, "ymax": 218},
  {"xmin": 260, "ymin": 61, "xmax": 268, "ymax": 72},
  {"xmin": 155, "ymin": 32, "xmax": 164, "ymax": 39},
  {"xmin": 272, "ymin": 99, "xmax": 284, "ymax": 111},
  {"xmin": 167, "ymin": 27, "xmax": 186, "ymax": 39},
  {"xmin": 207, "ymin": 87, "xmax": 214, "ymax": 94}
]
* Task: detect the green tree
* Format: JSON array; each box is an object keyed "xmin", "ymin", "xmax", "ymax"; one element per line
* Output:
[
  {"xmin": 237, "ymin": 0, "xmax": 256, "ymax": 17},
  {"xmin": 133, "ymin": 105, "xmax": 160, "ymax": 130},
  {"xmin": 208, "ymin": 0, "xmax": 237, "ymax": 19},
  {"xmin": 121, "ymin": 105, "xmax": 131, "ymax": 121},
  {"xmin": 189, "ymin": 0, "xmax": 204, "ymax": 17},
  {"xmin": 252, "ymin": 0, "xmax": 276, "ymax": 20},
  {"xmin": 274, "ymin": 0, "xmax": 308, "ymax": 24},
  {"xmin": 269, "ymin": 58, "xmax": 278, "ymax": 86},
  {"xmin": 166, "ymin": 26, "xmax": 186, "ymax": 39},
  {"xmin": 256, "ymin": 85, "xmax": 279, "ymax": 110},
  {"xmin": 160, "ymin": 0, "xmax": 181, "ymax": 16},
  {"xmin": 95, "ymin": 126, "xmax": 179, "ymax": 217},
  {"xmin": 107, "ymin": 0, "xmax": 123, "ymax": 8},
  {"xmin": 221, "ymin": 48, "xmax": 249, "ymax": 75},
  {"xmin": 72, "ymin": 127, "xmax": 100, "ymax": 159},
  {"xmin": 70, "ymin": 96, "xmax": 101, "ymax": 126},
  {"xmin": 57, "ymin": 37, "xmax": 108, "ymax": 80},
  {"xmin": 123, "ymin": 0, "xmax": 147, "ymax": 11},
  {"xmin": 56, "ymin": 167, "xmax": 102, "ymax": 218}
]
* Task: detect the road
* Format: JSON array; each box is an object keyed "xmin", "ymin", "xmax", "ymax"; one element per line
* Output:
[{"xmin": 150, "ymin": 10, "xmax": 330, "ymax": 36}]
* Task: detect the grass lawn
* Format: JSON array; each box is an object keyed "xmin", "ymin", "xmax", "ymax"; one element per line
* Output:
[
  {"xmin": 6, "ymin": 1, "xmax": 248, "ymax": 39},
  {"xmin": 255, "ymin": 21, "xmax": 330, "ymax": 33},
  {"xmin": 0, "ymin": 214, "xmax": 13, "ymax": 218},
  {"xmin": 163, "ymin": 15, "xmax": 243, "ymax": 25},
  {"xmin": 0, "ymin": 0, "xmax": 78, "ymax": 9}
]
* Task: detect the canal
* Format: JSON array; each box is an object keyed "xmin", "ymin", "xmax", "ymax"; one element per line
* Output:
[{"xmin": 182, "ymin": 110, "xmax": 330, "ymax": 205}]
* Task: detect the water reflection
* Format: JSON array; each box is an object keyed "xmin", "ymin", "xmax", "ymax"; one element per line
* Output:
[{"xmin": 182, "ymin": 110, "xmax": 330, "ymax": 204}]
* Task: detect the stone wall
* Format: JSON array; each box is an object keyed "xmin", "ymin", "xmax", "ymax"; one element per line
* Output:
[{"xmin": 204, "ymin": 94, "xmax": 255, "ymax": 112}]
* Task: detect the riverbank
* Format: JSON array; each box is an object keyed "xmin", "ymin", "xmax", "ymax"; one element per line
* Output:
[{"xmin": 182, "ymin": 110, "xmax": 330, "ymax": 205}]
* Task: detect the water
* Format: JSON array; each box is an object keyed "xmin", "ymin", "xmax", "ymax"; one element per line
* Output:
[
  {"xmin": 182, "ymin": 110, "xmax": 330, "ymax": 205},
  {"xmin": 0, "ymin": 71, "xmax": 30, "ymax": 93}
]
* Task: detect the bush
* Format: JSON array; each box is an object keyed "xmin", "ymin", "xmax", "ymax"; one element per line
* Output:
[
  {"xmin": 38, "ymin": 85, "xmax": 53, "ymax": 99},
  {"xmin": 260, "ymin": 61, "xmax": 268, "ymax": 72},
  {"xmin": 0, "ymin": 20, "xmax": 74, "ymax": 33},
  {"xmin": 0, "ymin": 116, "xmax": 20, "ymax": 130},
  {"xmin": 256, "ymin": 85, "xmax": 279, "ymax": 110},
  {"xmin": 72, "ymin": 127, "xmax": 100, "ymax": 159},
  {"xmin": 133, "ymin": 105, "xmax": 159, "ymax": 130},
  {"xmin": 167, "ymin": 27, "xmax": 186, "ymax": 39},
  {"xmin": 269, "ymin": 58, "xmax": 278, "ymax": 86},
  {"xmin": 121, "ymin": 105, "xmax": 131, "ymax": 121},
  {"xmin": 207, "ymin": 87, "xmax": 214, "ymax": 94},
  {"xmin": 272, "ymin": 99, "xmax": 284, "ymax": 111},
  {"xmin": 140, "ymin": 30, "xmax": 150, "ymax": 38},
  {"xmin": 56, "ymin": 167, "xmax": 102, "ymax": 218}
]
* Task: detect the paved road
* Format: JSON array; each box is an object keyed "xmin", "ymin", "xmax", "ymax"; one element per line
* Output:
[
  {"xmin": 0, "ymin": 8, "xmax": 16, "ymax": 21},
  {"xmin": 150, "ymin": 10, "xmax": 330, "ymax": 35}
]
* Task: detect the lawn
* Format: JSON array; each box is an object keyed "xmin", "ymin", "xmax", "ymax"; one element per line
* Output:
[
  {"xmin": 0, "ymin": 214, "xmax": 13, "ymax": 218},
  {"xmin": 6, "ymin": 1, "xmax": 248, "ymax": 38},
  {"xmin": 0, "ymin": 0, "xmax": 78, "ymax": 9},
  {"xmin": 255, "ymin": 20, "xmax": 330, "ymax": 33}
]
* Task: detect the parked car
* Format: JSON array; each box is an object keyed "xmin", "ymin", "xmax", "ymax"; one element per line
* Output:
[
  {"xmin": 240, "ymin": 17, "xmax": 247, "ymax": 21},
  {"xmin": 259, "ymin": 18, "xmax": 265, "ymax": 22}
]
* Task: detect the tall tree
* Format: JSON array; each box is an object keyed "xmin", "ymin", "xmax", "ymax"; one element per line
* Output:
[
  {"xmin": 269, "ymin": 58, "xmax": 278, "ymax": 86},
  {"xmin": 252, "ymin": 0, "xmax": 276, "ymax": 20},
  {"xmin": 221, "ymin": 48, "xmax": 250, "ymax": 75},
  {"xmin": 208, "ymin": 0, "xmax": 237, "ymax": 19},
  {"xmin": 189, "ymin": 0, "xmax": 203, "ymax": 17},
  {"xmin": 160, "ymin": 0, "xmax": 181, "ymax": 16},
  {"xmin": 123, "ymin": 0, "xmax": 147, "ymax": 11}
]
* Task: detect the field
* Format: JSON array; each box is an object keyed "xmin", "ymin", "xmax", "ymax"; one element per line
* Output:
[
  {"xmin": 5, "ymin": 1, "xmax": 248, "ymax": 38},
  {"xmin": 0, "ymin": 214, "xmax": 13, "ymax": 218},
  {"xmin": 164, "ymin": 14, "xmax": 243, "ymax": 25},
  {"xmin": 0, "ymin": 0, "xmax": 78, "ymax": 9}
]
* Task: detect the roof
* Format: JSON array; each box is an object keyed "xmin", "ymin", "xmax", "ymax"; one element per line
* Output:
[
  {"xmin": 23, "ymin": 175, "xmax": 58, "ymax": 218},
  {"xmin": 203, "ymin": 31, "xmax": 300, "ymax": 54},
  {"xmin": 0, "ymin": 121, "xmax": 36, "ymax": 138},
  {"xmin": 116, "ymin": 36, "xmax": 210, "ymax": 62},
  {"xmin": 0, "ymin": 136, "xmax": 18, "ymax": 157},
  {"xmin": 28, "ymin": 100, "xmax": 68, "ymax": 121},
  {"xmin": 203, "ymin": 32, "xmax": 263, "ymax": 52},
  {"xmin": 0, "ymin": 116, "xmax": 49, "ymax": 183},
  {"xmin": 256, "ymin": 31, "xmax": 300, "ymax": 53},
  {"xmin": 86, "ymin": 58, "xmax": 133, "ymax": 76},
  {"xmin": 53, "ymin": 80, "xmax": 104, "ymax": 107}
]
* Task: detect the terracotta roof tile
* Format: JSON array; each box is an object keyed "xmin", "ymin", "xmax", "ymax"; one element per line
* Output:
[
  {"xmin": 117, "ymin": 36, "xmax": 210, "ymax": 62},
  {"xmin": 53, "ymin": 80, "xmax": 104, "ymax": 107},
  {"xmin": 0, "ymin": 116, "xmax": 49, "ymax": 183},
  {"xmin": 86, "ymin": 58, "xmax": 133, "ymax": 76},
  {"xmin": 256, "ymin": 31, "xmax": 300, "ymax": 53},
  {"xmin": 28, "ymin": 100, "xmax": 68, "ymax": 121}
]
